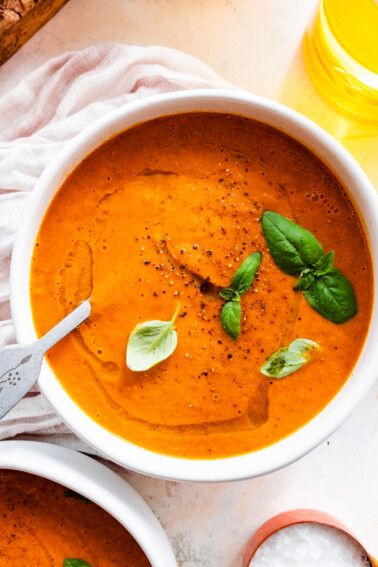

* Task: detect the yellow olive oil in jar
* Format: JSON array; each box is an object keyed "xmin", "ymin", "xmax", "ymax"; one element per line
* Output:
[{"xmin": 305, "ymin": 0, "xmax": 378, "ymax": 120}]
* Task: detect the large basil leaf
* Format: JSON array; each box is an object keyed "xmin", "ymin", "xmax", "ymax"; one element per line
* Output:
[
  {"xmin": 127, "ymin": 306, "xmax": 180, "ymax": 371},
  {"xmin": 260, "ymin": 338, "xmax": 319, "ymax": 379},
  {"xmin": 262, "ymin": 211, "xmax": 324, "ymax": 275},
  {"xmin": 303, "ymin": 268, "xmax": 357, "ymax": 324},
  {"xmin": 262, "ymin": 211, "xmax": 357, "ymax": 324},
  {"xmin": 221, "ymin": 300, "xmax": 241, "ymax": 340},
  {"xmin": 231, "ymin": 251, "xmax": 261, "ymax": 294}
]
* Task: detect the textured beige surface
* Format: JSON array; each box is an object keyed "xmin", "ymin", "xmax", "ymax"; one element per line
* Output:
[{"xmin": 0, "ymin": 1, "xmax": 377, "ymax": 565}]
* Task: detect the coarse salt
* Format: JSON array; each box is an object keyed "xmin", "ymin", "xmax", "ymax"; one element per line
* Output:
[{"xmin": 249, "ymin": 523, "xmax": 371, "ymax": 567}]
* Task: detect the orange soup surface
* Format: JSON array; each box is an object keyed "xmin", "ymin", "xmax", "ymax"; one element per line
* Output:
[
  {"xmin": 30, "ymin": 113, "xmax": 373, "ymax": 459},
  {"xmin": 0, "ymin": 470, "xmax": 151, "ymax": 566}
]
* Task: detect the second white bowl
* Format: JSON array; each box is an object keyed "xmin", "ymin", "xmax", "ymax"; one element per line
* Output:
[{"xmin": 0, "ymin": 440, "xmax": 177, "ymax": 566}]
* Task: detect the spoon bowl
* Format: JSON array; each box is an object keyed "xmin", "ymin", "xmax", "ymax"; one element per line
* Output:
[{"xmin": 0, "ymin": 300, "xmax": 91, "ymax": 420}]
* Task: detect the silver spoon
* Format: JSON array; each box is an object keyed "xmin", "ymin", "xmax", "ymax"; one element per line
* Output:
[{"xmin": 0, "ymin": 300, "xmax": 91, "ymax": 420}]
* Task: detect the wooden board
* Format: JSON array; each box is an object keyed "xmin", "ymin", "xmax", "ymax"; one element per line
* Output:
[{"xmin": 0, "ymin": 0, "xmax": 70, "ymax": 65}]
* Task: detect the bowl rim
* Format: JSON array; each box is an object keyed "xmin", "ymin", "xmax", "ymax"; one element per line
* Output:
[
  {"xmin": 0, "ymin": 440, "xmax": 177, "ymax": 566},
  {"xmin": 10, "ymin": 88, "xmax": 378, "ymax": 482}
]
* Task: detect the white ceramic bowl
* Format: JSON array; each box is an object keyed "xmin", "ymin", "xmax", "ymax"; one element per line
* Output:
[
  {"xmin": 0, "ymin": 440, "xmax": 177, "ymax": 567},
  {"xmin": 10, "ymin": 89, "xmax": 378, "ymax": 482}
]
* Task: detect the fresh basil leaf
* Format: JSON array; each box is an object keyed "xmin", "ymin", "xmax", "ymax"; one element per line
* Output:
[
  {"xmin": 64, "ymin": 560, "xmax": 92, "ymax": 567},
  {"xmin": 64, "ymin": 490, "xmax": 91, "ymax": 504},
  {"xmin": 303, "ymin": 267, "xmax": 357, "ymax": 324},
  {"xmin": 262, "ymin": 211, "xmax": 324, "ymax": 275},
  {"xmin": 293, "ymin": 269, "xmax": 315, "ymax": 291},
  {"xmin": 220, "ymin": 288, "xmax": 240, "ymax": 301},
  {"xmin": 221, "ymin": 300, "xmax": 241, "ymax": 340},
  {"xmin": 127, "ymin": 305, "xmax": 180, "ymax": 371},
  {"xmin": 261, "ymin": 350, "xmax": 307, "ymax": 378},
  {"xmin": 313, "ymin": 250, "xmax": 334, "ymax": 275},
  {"xmin": 260, "ymin": 338, "xmax": 319, "ymax": 378},
  {"xmin": 262, "ymin": 212, "xmax": 357, "ymax": 324},
  {"xmin": 231, "ymin": 252, "xmax": 261, "ymax": 295},
  {"xmin": 219, "ymin": 251, "xmax": 260, "ymax": 340}
]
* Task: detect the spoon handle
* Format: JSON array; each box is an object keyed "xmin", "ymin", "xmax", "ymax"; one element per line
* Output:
[{"xmin": 37, "ymin": 300, "xmax": 91, "ymax": 353}]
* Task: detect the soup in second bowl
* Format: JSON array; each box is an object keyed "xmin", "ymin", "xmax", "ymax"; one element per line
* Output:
[
  {"xmin": 0, "ymin": 469, "xmax": 151, "ymax": 566},
  {"xmin": 30, "ymin": 112, "xmax": 373, "ymax": 459}
]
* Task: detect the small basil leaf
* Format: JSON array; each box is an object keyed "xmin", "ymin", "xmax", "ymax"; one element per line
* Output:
[
  {"xmin": 261, "ymin": 350, "xmax": 307, "ymax": 378},
  {"xmin": 293, "ymin": 269, "xmax": 315, "ymax": 291},
  {"xmin": 221, "ymin": 300, "xmax": 241, "ymax": 340},
  {"xmin": 64, "ymin": 560, "xmax": 92, "ymax": 567},
  {"xmin": 262, "ymin": 211, "xmax": 324, "ymax": 275},
  {"xmin": 260, "ymin": 338, "xmax": 319, "ymax": 378},
  {"xmin": 313, "ymin": 251, "xmax": 334, "ymax": 275},
  {"xmin": 220, "ymin": 288, "xmax": 240, "ymax": 301},
  {"xmin": 231, "ymin": 251, "xmax": 261, "ymax": 294},
  {"xmin": 303, "ymin": 267, "xmax": 357, "ymax": 324},
  {"xmin": 127, "ymin": 305, "xmax": 180, "ymax": 371}
]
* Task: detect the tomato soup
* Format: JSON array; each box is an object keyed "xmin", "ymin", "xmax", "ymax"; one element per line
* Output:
[
  {"xmin": 0, "ymin": 470, "xmax": 151, "ymax": 566},
  {"xmin": 30, "ymin": 113, "xmax": 373, "ymax": 459}
]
